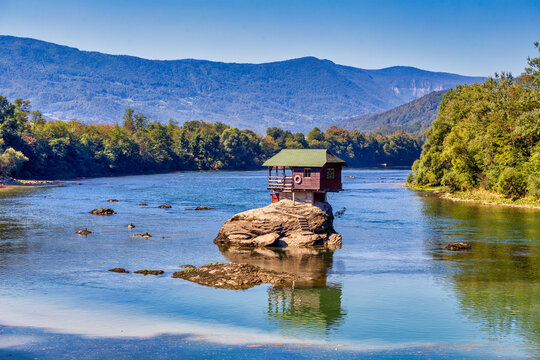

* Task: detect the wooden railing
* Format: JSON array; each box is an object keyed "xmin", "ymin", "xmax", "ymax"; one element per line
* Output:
[{"xmin": 268, "ymin": 176, "xmax": 293, "ymax": 192}]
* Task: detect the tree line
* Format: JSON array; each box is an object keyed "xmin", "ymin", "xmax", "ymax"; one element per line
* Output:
[
  {"xmin": 0, "ymin": 98, "xmax": 422, "ymax": 179},
  {"xmin": 408, "ymin": 43, "xmax": 540, "ymax": 200}
]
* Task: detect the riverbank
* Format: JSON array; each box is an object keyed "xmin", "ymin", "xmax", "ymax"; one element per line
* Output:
[
  {"xmin": 0, "ymin": 176, "xmax": 61, "ymax": 191},
  {"xmin": 406, "ymin": 184, "xmax": 540, "ymax": 210}
]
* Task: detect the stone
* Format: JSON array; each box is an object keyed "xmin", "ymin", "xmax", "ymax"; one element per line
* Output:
[
  {"xmin": 89, "ymin": 208, "xmax": 116, "ymax": 215},
  {"xmin": 109, "ymin": 268, "xmax": 129, "ymax": 273},
  {"xmin": 127, "ymin": 223, "xmax": 135, "ymax": 229},
  {"xmin": 172, "ymin": 262, "xmax": 295, "ymax": 289},
  {"xmin": 214, "ymin": 199, "xmax": 341, "ymax": 249},
  {"xmin": 107, "ymin": 199, "xmax": 119, "ymax": 202},
  {"xmin": 186, "ymin": 206, "xmax": 216, "ymax": 211},
  {"xmin": 133, "ymin": 232, "xmax": 151, "ymax": 238},
  {"xmin": 138, "ymin": 203, "xmax": 148, "ymax": 206},
  {"xmin": 134, "ymin": 269, "xmax": 164, "ymax": 275},
  {"xmin": 158, "ymin": 204, "xmax": 172, "ymax": 208},
  {"xmin": 445, "ymin": 242, "xmax": 472, "ymax": 251},
  {"xmin": 76, "ymin": 229, "xmax": 93, "ymax": 235}
]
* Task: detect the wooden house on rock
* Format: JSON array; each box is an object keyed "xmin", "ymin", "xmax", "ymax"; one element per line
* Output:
[{"xmin": 263, "ymin": 149, "xmax": 347, "ymax": 204}]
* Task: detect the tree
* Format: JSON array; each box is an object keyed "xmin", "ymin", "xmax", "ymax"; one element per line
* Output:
[{"xmin": 0, "ymin": 147, "xmax": 28, "ymax": 176}]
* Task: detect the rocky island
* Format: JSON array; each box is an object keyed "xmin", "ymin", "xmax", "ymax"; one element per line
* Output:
[{"xmin": 214, "ymin": 199, "xmax": 342, "ymax": 249}]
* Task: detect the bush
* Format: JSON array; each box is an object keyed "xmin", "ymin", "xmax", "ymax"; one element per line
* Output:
[
  {"xmin": 441, "ymin": 170, "xmax": 461, "ymax": 191},
  {"xmin": 527, "ymin": 174, "xmax": 540, "ymax": 199},
  {"xmin": 0, "ymin": 147, "xmax": 28, "ymax": 176},
  {"xmin": 496, "ymin": 168, "xmax": 527, "ymax": 199}
]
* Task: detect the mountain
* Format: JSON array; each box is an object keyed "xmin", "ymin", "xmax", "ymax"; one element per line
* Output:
[
  {"xmin": 333, "ymin": 90, "xmax": 447, "ymax": 135},
  {"xmin": 0, "ymin": 36, "xmax": 483, "ymax": 132}
]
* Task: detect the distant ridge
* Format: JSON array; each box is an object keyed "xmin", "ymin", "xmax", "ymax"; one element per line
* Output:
[
  {"xmin": 334, "ymin": 90, "xmax": 447, "ymax": 135},
  {"xmin": 0, "ymin": 35, "xmax": 483, "ymax": 132}
]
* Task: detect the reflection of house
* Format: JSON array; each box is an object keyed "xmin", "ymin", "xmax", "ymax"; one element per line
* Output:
[
  {"xmin": 263, "ymin": 149, "xmax": 347, "ymax": 204},
  {"xmin": 217, "ymin": 245, "xmax": 346, "ymax": 335},
  {"xmin": 267, "ymin": 285, "xmax": 346, "ymax": 335}
]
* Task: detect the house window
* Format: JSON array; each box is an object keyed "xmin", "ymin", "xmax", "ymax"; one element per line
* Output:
[
  {"xmin": 326, "ymin": 168, "xmax": 335, "ymax": 180},
  {"xmin": 303, "ymin": 168, "xmax": 311, "ymax": 178}
]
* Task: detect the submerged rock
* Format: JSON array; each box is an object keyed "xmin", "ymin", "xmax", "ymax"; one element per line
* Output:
[
  {"xmin": 107, "ymin": 199, "xmax": 119, "ymax": 202},
  {"xmin": 109, "ymin": 268, "xmax": 129, "ymax": 273},
  {"xmin": 172, "ymin": 262, "xmax": 295, "ymax": 289},
  {"xmin": 186, "ymin": 206, "xmax": 216, "ymax": 211},
  {"xmin": 158, "ymin": 204, "xmax": 172, "ymax": 209},
  {"xmin": 76, "ymin": 229, "xmax": 93, "ymax": 235},
  {"xmin": 133, "ymin": 232, "xmax": 151, "ymax": 238},
  {"xmin": 127, "ymin": 223, "xmax": 136, "ymax": 229},
  {"xmin": 138, "ymin": 203, "xmax": 148, "ymax": 206},
  {"xmin": 134, "ymin": 269, "xmax": 164, "ymax": 275},
  {"xmin": 89, "ymin": 208, "xmax": 116, "ymax": 215},
  {"xmin": 445, "ymin": 242, "xmax": 472, "ymax": 251},
  {"xmin": 214, "ymin": 199, "xmax": 341, "ymax": 249}
]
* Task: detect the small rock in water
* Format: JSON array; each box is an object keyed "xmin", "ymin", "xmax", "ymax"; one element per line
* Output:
[
  {"xmin": 127, "ymin": 223, "xmax": 136, "ymax": 229},
  {"xmin": 158, "ymin": 204, "xmax": 172, "ymax": 209},
  {"xmin": 345, "ymin": 175, "xmax": 355, "ymax": 179},
  {"xmin": 186, "ymin": 206, "xmax": 216, "ymax": 211},
  {"xmin": 445, "ymin": 242, "xmax": 472, "ymax": 251},
  {"xmin": 335, "ymin": 207, "xmax": 346, "ymax": 217},
  {"xmin": 133, "ymin": 232, "xmax": 152, "ymax": 238},
  {"xmin": 134, "ymin": 269, "xmax": 164, "ymax": 276},
  {"xmin": 138, "ymin": 203, "xmax": 148, "ymax": 206},
  {"xmin": 76, "ymin": 229, "xmax": 93, "ymax": 235},
  {"xmin": 107, "ymin": 199, "xmax": 119, "ymax": 202},
  {"xmin": 89, "ymin": 208, "xmax": 116, "ymax": 215},
  {"xmin": 109, "ymin": 268, "xmax": 129, "ymax": 273}
]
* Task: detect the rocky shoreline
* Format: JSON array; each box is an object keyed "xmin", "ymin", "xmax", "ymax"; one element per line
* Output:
[{"xmin": 0, "ymin": 176, "xmax": 60, "ymax": 188}]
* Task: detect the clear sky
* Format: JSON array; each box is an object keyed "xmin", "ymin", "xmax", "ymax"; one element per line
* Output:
[{"xmin": 0, "ymin": 0, "xmax": 538, "ymax": 76}]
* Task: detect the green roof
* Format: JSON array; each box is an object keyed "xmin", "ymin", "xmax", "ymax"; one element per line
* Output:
[{"xmin": 262, "ymin": 149, "xmax": 347, "ymax": 167}]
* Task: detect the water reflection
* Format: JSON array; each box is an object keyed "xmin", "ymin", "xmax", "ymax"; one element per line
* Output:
[
  {"xmin": 218, "ymin": 245, "xmax": 346, "ymax": 335},
  {"xmin": 419, "ymin": 195, "xmax": 540, "ymax": 352}
]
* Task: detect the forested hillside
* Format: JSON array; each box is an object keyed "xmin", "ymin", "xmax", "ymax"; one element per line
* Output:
[
  {"xmin": 335, "ymin": 90, "xmax": 446, "ymax": 136},
  {"xmin": 408, "ymin": 43, "xmax": 540, "ymax": 201},
  {"xmin": 0, "ymin": 36, "xmax": 482, "ymax": 132},
  {"xmin": 0, "ymin": 97, "xmax": 422, "ymax": 179}
]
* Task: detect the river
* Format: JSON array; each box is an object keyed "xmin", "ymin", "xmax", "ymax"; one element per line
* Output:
[{"xmin": 0, "ymin": 169, "xmax": 538, "ymax": 359}]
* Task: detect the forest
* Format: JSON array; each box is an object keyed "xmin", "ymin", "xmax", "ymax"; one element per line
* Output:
[
  {"xmin": 408, "ymin": 43, "xmax": 540, "ymax": 200},
  {"xmin": 0, "ymin": 98, "xmax": 422, "ymax": 179}
]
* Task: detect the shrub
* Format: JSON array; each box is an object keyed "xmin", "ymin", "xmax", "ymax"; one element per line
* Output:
[
  {"xmin": 527, "ymin": 174, "xmax": 540, "ymax": 199},
  {"xmin": 496, "ymin": 168, "xmax": 527, "ymax": 199},
  {"xmin": 0, "ymin": 147, "xmax": 28, "ymax": 176}
]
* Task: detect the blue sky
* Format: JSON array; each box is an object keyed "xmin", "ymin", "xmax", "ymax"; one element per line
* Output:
[{"xmin": 0, "ymin": 0, "xmax": 538, "ymax": 76}]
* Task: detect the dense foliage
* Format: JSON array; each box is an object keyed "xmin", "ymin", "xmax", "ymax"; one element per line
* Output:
[
  {"xmin": 409, "ymin": 43, "xmax": 540, "ymax": 199},
  {"xmin": 0, "ymin": 98, "xmax": 422, "ymax": 179}
]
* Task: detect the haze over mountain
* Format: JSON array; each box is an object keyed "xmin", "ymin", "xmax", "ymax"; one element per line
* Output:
[
  {"xmin": 0, "ymin": 36, "xmax": 483, "ymax": 132},
  {"xmin": 334, "ymin": 90, "xmax": 447, "ymax": 136}
]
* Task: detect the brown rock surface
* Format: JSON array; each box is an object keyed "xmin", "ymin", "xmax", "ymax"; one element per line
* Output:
[
  {"xmin": 89, "ymin": 208, "xmax": 116, "ymax": 215},
  {"xmin": 186, "ymin": 206, "xmax": 216, "ymax": 211},
  {"xmin": 445, "ymin": 242, "xmax": 472, "ymax": 251},
  {"xmin": 158, "ymin": 204, "xmax": 172, "ymax": 208},
  {"xmin": 172, "ymin": 262, "xmax": 295, "ymax": 289},
  {"xmin": 134, "ymin": 269, "xmax": 164, "ymax": 275},
  {"xmin": 109, "ymin": 268, "xmax": 129, "ymax": 273},
  {"xmin": 214, "ymin": 200, "xmax": 341, "ymax": 249},
  {"xmin": 76, "ymin": 229, "xmax": 93, "ymax": 235}
]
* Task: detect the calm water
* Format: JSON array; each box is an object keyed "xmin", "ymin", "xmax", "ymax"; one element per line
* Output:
[{"xmin": 0, "ymin": 170, "xmax": 538, "ymax": 359}]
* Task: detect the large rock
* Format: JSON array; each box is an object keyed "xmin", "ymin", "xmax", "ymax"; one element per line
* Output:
[{"xmin": 214, "ymin": 199, "xmax": 341, "ymax": 249}]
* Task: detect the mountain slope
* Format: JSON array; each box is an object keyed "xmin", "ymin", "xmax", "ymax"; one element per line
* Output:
[
  {"xmin": 0, "ymin": 36, "xmax": 483, "ymax": 132},
  {"xmin": 334, "ymin": 90, "xmax": 447, "ymax": 135}
]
